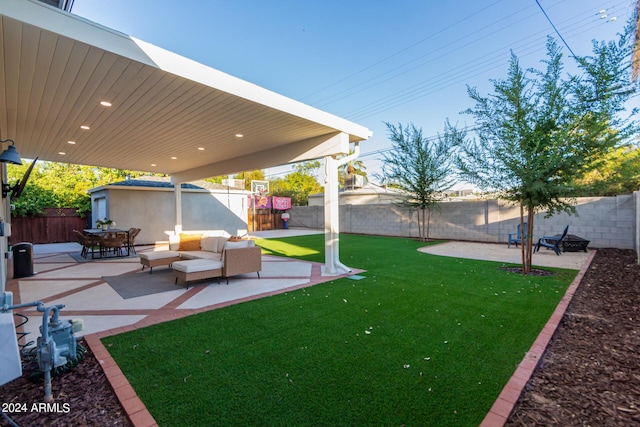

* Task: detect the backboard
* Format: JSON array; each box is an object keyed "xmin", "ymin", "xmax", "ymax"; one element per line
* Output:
[{"xmin": 251, "ymin": 180, "xmax": 269, "ymax": 195}]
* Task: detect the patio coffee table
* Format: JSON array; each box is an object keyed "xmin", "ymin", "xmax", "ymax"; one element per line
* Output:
[{"xmin": 138, "ymin": 250, "xmax": 181, "ymax": 273}]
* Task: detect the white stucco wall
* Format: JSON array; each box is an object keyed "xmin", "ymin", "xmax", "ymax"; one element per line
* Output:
[{"xmin": 92, "ymin": 185, "xmax": 250, "ymax": 245}]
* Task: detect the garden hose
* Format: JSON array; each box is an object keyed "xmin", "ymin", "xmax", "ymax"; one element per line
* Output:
[{"xmin": 28, "ymin": 343, "xmax": 86, "ymax": 382}]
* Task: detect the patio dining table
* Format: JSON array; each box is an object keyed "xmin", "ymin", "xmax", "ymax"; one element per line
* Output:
[{"xmin": 83, "ymin": 228, "xmax": 131, "ymax": 259}]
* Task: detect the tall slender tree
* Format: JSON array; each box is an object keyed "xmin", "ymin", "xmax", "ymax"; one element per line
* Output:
[
  {"xmin": 381, "ymin": 122, "xmax": 459, "ymax": 241},
  {"xmin": 454, "ymin": 31, "xmax": 638, "ymax": 273}
]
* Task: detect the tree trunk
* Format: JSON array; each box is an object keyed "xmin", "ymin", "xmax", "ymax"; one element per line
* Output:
[
  {"xmin": 519, "ymin": 202, "xmax": 534, "ymax": 274},
  {"xmin": 520, "ymin": 203, "xmax": 526, "ymax": 274},
  {"xmin": 426, "ymin": 207, "xmax": 431, "ymax": 241},
  {"xmin": 525, "ymin": 206, "xmax": 535, "ymax": 274}
]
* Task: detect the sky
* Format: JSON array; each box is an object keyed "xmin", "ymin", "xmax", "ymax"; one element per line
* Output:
[{"xmin": 70, "ymin": 0, "xmax": 637, "ymax": 185}]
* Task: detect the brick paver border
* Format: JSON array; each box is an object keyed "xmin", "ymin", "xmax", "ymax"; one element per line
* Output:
[{"xmin": 479, "ymin": 249, "xmax": 597, "ymax": 426}]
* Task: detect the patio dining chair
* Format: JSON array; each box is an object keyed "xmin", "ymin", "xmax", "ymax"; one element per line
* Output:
[
  {"xmin": 73, "ymin": 229, "xmax": 99, "ymax": 258},
  {"xmin": 534, "ymin": 225, "xmax": 569, "ymax": 256},
  {"xmin": 507, "ymin": 222, "xmax": 528, "ymax": 248},
  {"xmin": 127, "ymin": 227, "xmax": 141, "ymax": 254},
  {"xmin": 99, "ymin": 232, "xmax": 128, "ymax": 257}
]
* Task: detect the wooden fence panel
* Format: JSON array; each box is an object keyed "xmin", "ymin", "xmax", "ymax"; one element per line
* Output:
[
  {"xmin": 9, "ymin": 208, "xmax": 89, "ymax": 245},
  {"xmin": 248, "ymin": 210, "xmax": 284, "ymax": 231}
]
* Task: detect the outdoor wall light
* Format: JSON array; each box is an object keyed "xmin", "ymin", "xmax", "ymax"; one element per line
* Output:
[
  {"xmin": 0, "ymin": 139, "xmax": 22, "ymax": 165},
  {"xmin": 0, "ymin": 138, "xmax": 25, "ymax": 199}
]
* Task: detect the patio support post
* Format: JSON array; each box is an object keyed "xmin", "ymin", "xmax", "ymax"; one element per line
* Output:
[
  {"xmin": 323, "ymin": 139, "xmax": 359, "ymax": 275},
  {"xmin": 174, "ymin": 182, "xmax": 182, "ymax": 235}
]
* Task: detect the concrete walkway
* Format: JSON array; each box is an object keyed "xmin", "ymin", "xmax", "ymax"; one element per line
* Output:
[{"xmin": 419, "ymin": 241, "xmax": 591, "ymax": 270}]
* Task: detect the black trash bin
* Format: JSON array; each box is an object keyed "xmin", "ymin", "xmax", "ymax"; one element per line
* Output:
[{"xmin": 13, "ymin": 242, "xmax": 34, "ymax": 278}]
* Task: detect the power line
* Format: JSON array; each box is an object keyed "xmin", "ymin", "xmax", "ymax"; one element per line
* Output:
[
  {"xmin": 338, "ymin": 2, "xmax": 629, "ymax": 122},
  {"xmin": 298, "ymin": 0, "xmax": 506, "ymax": 102},
  {"xmin": 304, "ymin": 0, "xmax": 629, "ymax": 123},
  {"xmin": 534, "ymin": 0, "xmax": 577, "ymax": 57}
]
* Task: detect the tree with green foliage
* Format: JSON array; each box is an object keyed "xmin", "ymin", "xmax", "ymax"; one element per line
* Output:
[
  {"xmin": 7, "ymin": 161, "xmax": 151, "ymax": 217},
  {"xmin": 236, "ymin": 170, "xmax": 266, "ymax": 191},
  {"xmin": 381, "ymin": 122, "xmax": 458, "ymax": 241},
  {"xmin": 269, "ymin": 161, "xmax": 322, "ymax": 206},
  {"xmin": 569, "ymin": 145, "xmax": 640, "ymax": 196},
  {"xmin": 454, "ymin": 31, "xmax": 638, "ymax": 273},
  {"xmin": 338, "ymin": 149, "xmax": 367, "ymax": 189}
]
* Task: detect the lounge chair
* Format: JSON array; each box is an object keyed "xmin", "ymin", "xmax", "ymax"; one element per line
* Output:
[
  {"xmin": 507, "ymin": 222, "xmax": 527, "ymax": 248},
  {"xmin": 534, "ymin": 225, "xmax": 569, "ymax": 256}
]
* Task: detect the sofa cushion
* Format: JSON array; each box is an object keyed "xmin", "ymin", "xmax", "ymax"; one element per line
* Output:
[
  {"xmin": 179, "ymin": 250, "xmax": 222, "ymax": 261},
  {"xmin": 223, "ymin": 240, "xmax": 255, "ymax": 250},
  {"xmin": 178, "ymin": 233, "xmax": 202, "ymax": 251},
  {"xmin": 200, "ymin": 236, "xmax": 218, "ymax": 252},
  {"xmin": 138, "ymin": 250, "xmax": 180, "ymax": 261},
  {"xmin": 172, "ymin": 259, "xmax": 223, "ymax": 273},
  {"xmin": 214, "ymin": 236, "xmax": 229, "ymax": 252}
]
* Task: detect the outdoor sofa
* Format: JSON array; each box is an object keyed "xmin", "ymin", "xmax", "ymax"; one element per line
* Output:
[{"xmin": 139, "ymin": 232, "xmax": 262, "ymax": 285}]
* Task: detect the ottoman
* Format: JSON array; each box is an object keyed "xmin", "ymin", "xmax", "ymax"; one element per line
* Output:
[
  {"xmin": 172, "ymin": 259, "xmax": 223, "ymax": 287},
  {"xmin": 138, "ymin": 251, "xmax": 181, "ymax": 274}
]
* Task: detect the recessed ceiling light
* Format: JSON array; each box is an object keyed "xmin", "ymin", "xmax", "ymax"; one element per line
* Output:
[
  {"xmin": 198, "ymin": 147, "xmax": 205, "ymax": 151},
  {"xmin": 235, "ymin": 134, "xmax": 244, "ymax": 138},
  {"xmin": 80, "ymin": 125, "xmax": 90, "ymax": 130},
  {"xmin": 67, "ymin": 141, "xmax": 76, "ymax": 145},
  {"xmin": 100, "ymin": 101, "xmax": 112, "ymax": 107},
  {"xmin": 171, "ymin": 156, "xmax": 177, "ymax": 160},
  {"xmin": 58, "ymin": 152, "xmax": 66, "ymax": 155},
  {"xmin": 150, "ymin": 163, "xmax": 157, "ymax": 167}
]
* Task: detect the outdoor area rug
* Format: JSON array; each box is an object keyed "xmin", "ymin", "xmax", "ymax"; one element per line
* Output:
[{"xmin": 102, "ymin": 269, "xmax": 181, "ymax": 299}]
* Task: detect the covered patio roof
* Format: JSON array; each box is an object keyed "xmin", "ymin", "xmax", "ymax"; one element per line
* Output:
[{"xmin": 0, "ymin": 0, "xmax": 371, "ymax": 182}]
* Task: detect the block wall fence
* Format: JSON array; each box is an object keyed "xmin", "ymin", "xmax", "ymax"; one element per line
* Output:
[{"xmin": 289, "ymin": 194, "xmax": 638, "ymax": 251}]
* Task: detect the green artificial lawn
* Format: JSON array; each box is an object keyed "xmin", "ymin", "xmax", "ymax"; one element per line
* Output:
[{"xmin": 102, "ymin": 234, "xmax": 576, "ymax": 426}]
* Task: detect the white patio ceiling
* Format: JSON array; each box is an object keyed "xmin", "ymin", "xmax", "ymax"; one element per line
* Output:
[{"xmin": 0, "ymin": 0, "xmax": 371, "ymax": 183}]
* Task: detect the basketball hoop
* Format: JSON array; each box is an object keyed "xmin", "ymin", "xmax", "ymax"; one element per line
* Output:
[
  {"xmin": 251, "ymin": 180, "xmax": 269, "ymax": 195},
  {"xmin": 250, "ymin": 180, "xmax": 270, "ymax": 231}
]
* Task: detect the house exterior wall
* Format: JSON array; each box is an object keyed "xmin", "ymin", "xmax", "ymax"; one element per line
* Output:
[
  {"xmin": 93, "ymin": 187, "xmax": 249, "ymax": 245},
  {"xmin": 290, "ymin": 195, "xmax": 637, "ymax": 250}
]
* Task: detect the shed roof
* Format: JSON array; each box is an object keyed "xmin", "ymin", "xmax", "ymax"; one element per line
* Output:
[{"xmin": 90, "ymin": 176, "xmax": 248, "ymax": 193}]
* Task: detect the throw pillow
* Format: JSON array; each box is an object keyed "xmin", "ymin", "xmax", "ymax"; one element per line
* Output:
[
  {"xmin": 178, "ymin": 233, "xmax": 202, "ymax": 251},
  {"xmin": 214, "ymin": 236, "xmax": 229, "ymax": 252},
  {"xmin": 200, "ymin": 236, "xmax": 218, "ymax": 252}
]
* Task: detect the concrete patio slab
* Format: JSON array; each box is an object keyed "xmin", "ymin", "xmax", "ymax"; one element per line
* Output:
[
  {"xmin": 9, "ymin": 233, "xmax": 344, "ymax": 341},
  {"xmin": 178, "ymin": 278, "xmax": 311, "ymax": 310},
  {"xmin": 45, "ymin": 283, "xmax": 188, "ymax": 311},
  {"xmin": 418, "ymin": 241, "xmax": 590, "ymax": 270},
  {"xmin": 18, "ymin": 279, "xmax": 97, "ymax": 302}
]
